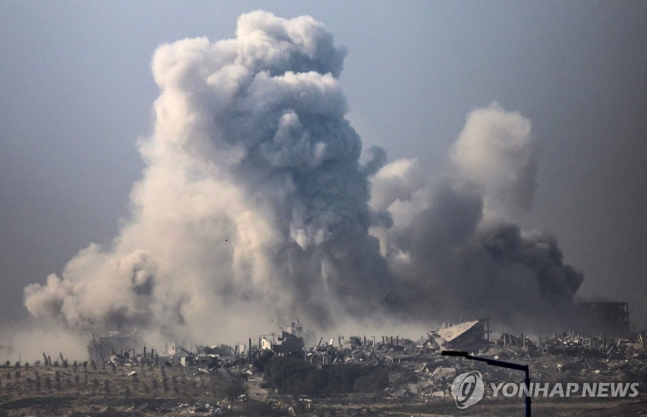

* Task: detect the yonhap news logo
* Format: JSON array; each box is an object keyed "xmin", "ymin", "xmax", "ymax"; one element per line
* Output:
[
  {"xmin": 450, "ymin": 372, "xmax": 640, "ymax": 409},
  {"xmin": 451, "ymin": 371, "xmax": 485, "ymax": 409},
  {"xmin": 489, "ymin": 381, "xmax": 640, "ymax": 399}
]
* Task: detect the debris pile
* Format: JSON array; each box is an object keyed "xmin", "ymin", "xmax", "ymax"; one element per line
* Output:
[
  {"xmin": 2, "ymin": 321, "xmax": 646, "ymax": 416},
  {"xmin": 376, "ymin": 329, "xmax": 647, "ymax": 400}
]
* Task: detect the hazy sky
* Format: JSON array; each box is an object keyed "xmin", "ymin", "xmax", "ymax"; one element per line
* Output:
[{"xmin": 2, "ymin": 1, "xmax": 646, "ymax": 329}]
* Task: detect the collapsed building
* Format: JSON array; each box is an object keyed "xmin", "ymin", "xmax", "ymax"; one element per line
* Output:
[
  {"xmin": 241, "ymin": 319, "xmax": 313, "ymax": 359},
  {"xmin": 281, "ymin": 320, "xmax": 316, "ymax": 347},
  {"xmin": 87, "ymin": 329, "xmax": 141, "ymax": 364},
  {"xmin": 271, "ymin": 332, "xmax": 305, "ymax": 356},
  {"xmin": 428, "ymin": 318, "xmax": 491, "ymax": 350},
  {"xmin": 74, "ymin": 313, "xmax": 647, "ymax": 406}
]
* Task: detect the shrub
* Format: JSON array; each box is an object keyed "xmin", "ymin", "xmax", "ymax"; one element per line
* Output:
[
  {"xmin": 225, "ymin": 382, "xmax": 247, "ymax": 398},
  {"xmin": 354, "ymin": 368, "xmax": 389, "ymax": 392},
  {"xmin": 263, "ymin": 357, "xmax": 389, "ymax": 396},
  {"xmin": 264, "ymin": 357, "xmax": 320, "ymax": 395}
]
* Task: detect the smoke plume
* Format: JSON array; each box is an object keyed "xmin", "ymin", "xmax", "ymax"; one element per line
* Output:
[
  {"xmin": 24, "ymin": 11, "xmax": 582, "ymax": 339},
  {"xmin": 370, "ymin": 103, "xmax": 582, "ymax": 329}
]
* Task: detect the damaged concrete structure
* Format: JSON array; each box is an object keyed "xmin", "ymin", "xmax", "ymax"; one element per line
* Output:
[
  {"xmin": 428, "ymin": 318, "xmax": 490, "ymax": 350},
  {"xmin": 87, "ymin": 329, "xmax": 142, "ymax": 364},
  {"xmin": 281, "ymin": 319, "xmax": 316, "ymax": 347},
  {"xmin": 271, "ymin": 332, "xmax": 305, "ymax": 356},
  {"xmin": 577, "ymin": 300, "xmax": 630, "ymax": 337},
  {"xmin": 74, "ymin": 314, "xmax": 647, "ymax": 408}
]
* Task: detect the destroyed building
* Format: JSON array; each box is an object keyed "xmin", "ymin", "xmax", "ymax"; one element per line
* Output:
[
  {"xmin": 576, "ymin": 300, "xmax": 630, "ymax": 337},
  {"xmin": 282, "ymin": 319, "xmax": 316, "ymax": 347},
  {"xmin": 271, "ymin": 331, "xmax": 305, "ymax": 356},
  {"xmin": 428, "ymin": 318, "xmax": 490, "ymax": 350},
  {"xmin": 245, "ymin": 320, "xmax": 310, "ymax": 357},
  {"xmin": 87, "ymin": 329, "xmax": 141, "ymax": 364}
]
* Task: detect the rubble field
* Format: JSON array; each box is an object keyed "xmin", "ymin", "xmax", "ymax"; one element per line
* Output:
[{"xmin": 1, "ymin": 330, "xmax": 646, "ymax": 416}]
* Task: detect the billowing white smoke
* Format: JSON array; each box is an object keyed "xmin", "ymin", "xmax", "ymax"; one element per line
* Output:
[
  {"xmin": 450, "ymin": 103, "xmax": 536, "ymax": 213},
  {"xmin": 24, "ymin": 11, "xmax": 582, "ymax": 339}
]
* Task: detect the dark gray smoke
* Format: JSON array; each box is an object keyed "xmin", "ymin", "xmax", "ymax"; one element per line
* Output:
[
  {"xmin": 370, "ymin": 103, "xmax": 582, "ymax": 330},
  {"xmin": 24, "ymin": 11, "xmax": 582, "ymax": 339}
]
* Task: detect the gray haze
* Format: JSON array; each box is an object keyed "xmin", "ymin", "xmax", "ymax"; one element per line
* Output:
[{"xmin": 2, "ymin": 2, "xmax": 647, "ymax": 336}]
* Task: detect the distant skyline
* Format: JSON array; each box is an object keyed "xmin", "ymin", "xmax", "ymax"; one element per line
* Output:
[{"xmin": 2, "ymin": 1, "xmax": 646, "ymax": 329}]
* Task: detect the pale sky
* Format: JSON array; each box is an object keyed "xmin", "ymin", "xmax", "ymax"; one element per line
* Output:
[{"xmin": 2, "ymin": 1, "xmax": 646, "ymax": 329}]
